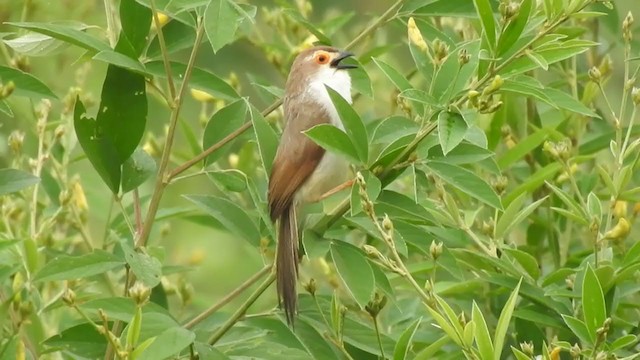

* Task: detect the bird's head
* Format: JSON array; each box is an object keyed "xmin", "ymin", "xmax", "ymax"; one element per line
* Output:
[{"xmin": 286, "ymin": 46, "xmax": 357, "ymax": 103}]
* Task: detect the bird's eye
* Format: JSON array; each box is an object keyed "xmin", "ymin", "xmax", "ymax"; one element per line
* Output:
[{"xmin": 315, "ymin": 52, "xmax": 330, "ymax": 64}]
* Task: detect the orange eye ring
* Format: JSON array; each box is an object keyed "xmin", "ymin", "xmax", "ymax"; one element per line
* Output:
[{"xmin": 315, "ymin": 52, "xmax": 330, "ymax": 65}]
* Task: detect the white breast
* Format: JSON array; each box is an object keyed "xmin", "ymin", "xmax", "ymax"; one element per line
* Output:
[
  {"xmin": 297, "ymin": 68, "xmax": 352, "ymax": 203},
  {"xmin": 306, "ymin": 68, "xmax": 352, "ymax": 128}
]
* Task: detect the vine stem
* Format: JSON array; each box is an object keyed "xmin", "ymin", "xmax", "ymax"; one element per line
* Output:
[{"xmin": 183, "ymin": 265, "xmax": 271, "ymax": 329}]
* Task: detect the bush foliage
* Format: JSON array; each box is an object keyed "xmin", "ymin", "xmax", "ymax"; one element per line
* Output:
[{"xmin": 0, "ymin": 0, "xmax": 639, "ymax": 359}]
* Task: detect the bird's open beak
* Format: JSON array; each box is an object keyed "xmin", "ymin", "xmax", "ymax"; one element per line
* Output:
[{"xmin": 330, "ymin": 51, "xmax": 357, "ymax": 70}]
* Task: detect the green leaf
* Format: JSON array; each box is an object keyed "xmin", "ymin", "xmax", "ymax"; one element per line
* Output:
[
  {"xmin": 93, "ymin": 50, "xmax": 149, "ymax": 76},
  {"xmin": 119, "ymin": 0, "xmax": 151, "ymax": 57},
  {"xmin": 330, "ymin": 241, "xmax": 374, "ymax": 308},
  {"xmin": 146, "ymin": 20, "xmax": 196, "ymax": 58},
  {"xmin": 0, "ymin": 99, "xmax": 13, "ymax": 117},
  {"xmin": 502, "ymin": 163, "xmax": 561, "ymax": 206},
  {"xmin": 393, "ymin": 317, "xmax": 421, "ymax": 360},
  {"xmin": 6, "ymin": 21, "xmax": 110, "ymax": 53},
  {"xmin": 202, "ymin": 99, "xmax": 248, "ymax": 166},
  {"xmin": 126, "ymin": 306, "xmax": 143, "ymax": 349},
  {"xmin": 545, "ymin": 88, "xmax": 599, "ymax": 118},
  {"xmin": 525, "ymin": 51, "xmax": 549, "ymax": 71},
  {"xmin": 493, "ymin": 278, "xmax": 521, "ymax": 360},
  {"xmin": 248, "ymin": 103, "xmax": 278, "ymax": 175},
  {"xmin": 184, "ymin": 194, "xmax": 260, "ymax": 246},
  {"xmin": 503, "ymin": 248, "xmax": 540, "ymax": 280},
  {"xmin": 120, "ymin": 239, "xmax": 162, "ymax": 288},
  {"xmin": 137, "ymin": 327, "xmax": 195, "ymax": 360},
  {"xmin": 428, "ymin": 161, "xmax": 503, "ymax": 209},
  {"xmin": 438, "ymin": 111, "xmax": 468, "ymax": 155},
  {"xmin": 145, "ymin": 61, "xmax": 239, "ymax": 101},
  {"xmin": 399, "ymin": 88, "xmax": 440, "ymax": 108},
  {"xmin": 496, "ymin": 0, "xmax": 533, "ymax": 55},
  {"xmin": 582, "ymin": 264, "xmax": 606, "ymax": 342},
  {"xmin": 349, "ymin": 60, "xmax": 373, "ymax": 98},
  {"xmin": 304, "ymin": 124, "xmax": 360, "ymax": 164},
  {"xmin": 326, "ymin": 86, "xmax": 369, "ymax": 164},
  {"xmin": 610, "ymin": 334, "xmax": 637, "ymax": 351},
  {"xmin": 501, "ymin": 39, "xmax": 595, "ymax": 76},
  {"xmin": 295, "ymin": 317, "xmax": 341, "ymax": 359},
  {"xmin": 498, "ymin": 128, "xmax": 549, "ymax": 170},
  {"xmin": 0, "ymin": 65, "xmax": 57, "ymax": 99},
  {"xmin": 207, "ymin": 169, "xmax": 247, "ymax": 192},
  {"xmin": 43, "ymin": 323, "xmax": 106, "ymax": 359},
  {"xmin": 472, "ymin": 0, "xmax": 496, "ymax": 52},
  {"xmin": 34, "ymin": 250, "xmax": 125, "ymax": 282},
  {"xmin": 0, "ymin": 168, "xmax": 40, "ymax": 195},
  {"xmin": 3, "ymin": 33, "xmax": 68, "ymax": 57},
  {"xmin": 472, "ymin": 302, "xmax": 494, "ymax": 360},
  {"xmin": 204, "ymin": 0, "xmax": 243, "ymax": 53},
  {"xmin": 495, "ymin": 194, "xmax": 547, "ymax": 239},
  {"xmin": 96, "ymin": 64, "xmax": 148, "ymax": 165},
  {"xmin": 283, "ymin": 9, "xmax": 331, "ymax": 44},
  {"xmin": 74, "ymin": 99, "xmax": 122, "ymax": 193},
  {"xmin": 121, "ymin": 148, "xmax": 156, "ymax": 193},
  {"xmin": 501, "ymin": 78, "xmax": 557, "ymax": 108},
  {"xmin": 562, "ymin": 315, "xmax": 592, "ymax": 344}
]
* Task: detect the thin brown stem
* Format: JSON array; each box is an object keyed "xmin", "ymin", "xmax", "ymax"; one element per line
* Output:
[
  {"xmin": 136, "ymin": 19, "xmax": 205, "ymax": 249},
  {"xmin": 183, "ymin": 265, "xmax": 271, "ymax": 329},
  {"xmin": 149, "ymin": 0, "xmax": 176, "ymax": 100}
]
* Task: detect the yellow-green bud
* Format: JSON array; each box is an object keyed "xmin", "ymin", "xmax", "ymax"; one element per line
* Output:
[
  {"xmin": 588, "ymin": 67, "xmax": 602, "ymax": 83},
  {"xmin": 520, "ymin": 341, "xmax": 534, "ymax": 356},
  {"xmin": 430, "ymin": 240, "xmax": 443, "ymax": 260},
  {"xmin": 130, "ymin": 281, "xmax": 151, "ymax": 306}
]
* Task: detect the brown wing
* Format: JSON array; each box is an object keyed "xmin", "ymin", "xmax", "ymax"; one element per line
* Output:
[{"xmin": 268, "ymin": 102, "xmax": 330, "ymax": 220}]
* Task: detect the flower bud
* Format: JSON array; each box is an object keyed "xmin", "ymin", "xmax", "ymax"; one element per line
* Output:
[
  {"xmin": 130, "ymin": 281, "xmax": 151, "ymax": 306},
  {"xmin": 382, "ymin": 214, "xmax": 393, "ymax": 233},
  {"xmin": 303, "ymin": 278, "xmax": 316, "ymax": 296},
  {"xmin": 0, "ymin": 81, "xmax": 15, "ymax": 99},
  {"xmin": 613, "ymin": 200, "xmax": 628, "ymax": 219},
  {"xmin": 190, "ymin": 88, "xmax": 216, "ymax": 103},
  {"xmin": 407, "ymin": 17, "xmax": 428, "ymax": 52},
  {"xmin": 458, "ymin": 48, "xmax": 470, "ymax": 66},
  {"xmin": 430, "ymin": 240, "xmax": 443, "ymax": 260},
  {"xmin": 588, "ymin": 67, "xmax": 602, "ymax": 83},
  {"xmin": 151, "ymin": 12, "xmax": 170, "ymax": 30},
  {"xmin": 62, "ymin": 287, "xmax": 76, "ymax": 306},
  {"xmin": 8, "ymin": 130, "xmax": 24, "ymax": 155},
  {"xmin": 570, "ymin": 343, "xmax": 581, "ymax": 359},
  {"xmin": 623, "ymin": 11, "xmax": 634, "ymax": 42},
  {"xmin": 520, "ymin": 341, "xmax": 534, "ymax": 356},
  {"xmin": 604, "ymin": 217, "xmax": 630, "ymax": 242},
  {"xmin": 632, "ymin": 87, "xmax": 640, "ymax": 106}
]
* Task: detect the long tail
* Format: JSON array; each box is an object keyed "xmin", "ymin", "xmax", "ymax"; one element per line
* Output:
[{"xmin": 276, "ymin": 205, "xmax": 299, "ymax": 325}]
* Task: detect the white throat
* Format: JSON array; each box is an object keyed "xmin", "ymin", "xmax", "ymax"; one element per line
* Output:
[{"xmin": 307, "ymin": 68, "xmax": 352, "ymax": 128}]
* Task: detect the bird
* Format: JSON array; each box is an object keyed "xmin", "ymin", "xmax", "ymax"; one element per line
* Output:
[{"xmin": 268, "ymin": 46, "xmax": 357, "ymax": 324}]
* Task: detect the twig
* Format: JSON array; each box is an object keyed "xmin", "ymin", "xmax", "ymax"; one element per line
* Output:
[
  {"xmin": 183, "ymin": 265, "xmax": 271, "ymax": 329},
  {"xmin": 208, "ymin": 272, "xmax": 276, "ymax": 345},
  {"xmin": 136, "ymin": 18, "xmax": 205, "ymax": 249},
  {"xmin": 103, "ymin": 0, "xmax": 119, "ymax": 47},
  {"xmin": 150, "ymin": 0, "xmax": 176, "ymax": 100}
]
